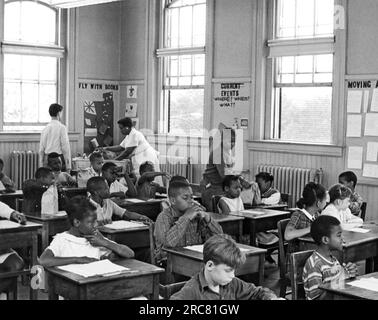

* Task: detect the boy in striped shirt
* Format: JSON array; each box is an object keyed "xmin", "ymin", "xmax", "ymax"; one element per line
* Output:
[{"xmin": 302, "ymin": 215, "xmax": 357, "ymax": 300}]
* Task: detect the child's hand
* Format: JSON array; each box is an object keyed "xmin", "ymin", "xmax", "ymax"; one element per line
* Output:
[
  {"xmin": 251, "ymin": 182, "xmax": 259, "ymax": 192},
  {"xmin": 85, "ymin": 231, "xmax": 108, "ymax": 247},
  {"xmin": 185, "ymin": 206, "xmax": 203, "ymax": 221},
  {"xmin": 10, "ymin": 211, "xmax": 27, "ymax": 225},
  {"xmin": 163, "ymin": 172, "xmax": 172, "ymax": 180},
  {"xmin": 75, "ymin": 257, "xmax": 99, "ymax": 264},
  {"xmin": 137, "ymin": 215, "xmax": 153, "ymax": 225},
  {"xmin": 197, "ymin": 211, "xmax": 211, "ymax": 223},
  {"xmin": 343, "ymin": 262, "xmax": 358, "ymax": 278}
]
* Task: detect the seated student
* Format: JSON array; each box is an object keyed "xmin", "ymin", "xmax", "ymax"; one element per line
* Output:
[
  {"xmin": 217, "ymin": 175, "xmax": 244, "ymax": 214},
  {"xmin": 154, "ymin": 181, "xmax": 223, "ymax": 266},
  {"xmin": 39, "ymin": 196, "xmax": 135, "ymax": 268},
  {"xmin": 137, "ymin": 161, "xmax": 170, "ymax": 200},
  {"xmin": 101, "ymin": 162, "xmax": 137, "ymax": 199},
  {"xmin": 253, "ymin": 172, "xmax": 281, "ymax": 206},
  {"xmin": 0, "ymin": 201, "xmax": 26, "ymax": 295},
  {"xmin": 0, "ymin": 158, "xmax": 16, "ymax": 193},
  {"xmin": 47, "ymin": 152, "xmax": 77, "ymax": 187},
  {"xmin": 338, "ymin": 171, "xmax": 363, "ymax": 216},
  {"xmin": 303, "ymin": 215, "xmax": 358, "ymax": 300},
  {"xmin": 77, "ymin": 151, "xmax": 104, "ymax": 188},
  {"xmin": 170, "ymin": 234, "xmax": 280, "ymax": 300},
  {"xmin": 321, "ymin": 184, "xmax": 363, "ymax": 230},
  {"xmin": 86, "ymin": 176, "xmax": 152, "ymax": 226}
]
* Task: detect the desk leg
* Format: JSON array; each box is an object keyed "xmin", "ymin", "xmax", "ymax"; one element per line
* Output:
[
  {"xmin": 249, "ymin": 221, "xmax": 257, "ymax": 247},
  {"xmin": 166, "ymin": 253, "xmax": 174, "ymax": 284},
  {"xmin": 151, "ymin": 274, "xmax": 160, "ymax": 300},
  {"xmin": 237, "ymin": 221, "xmax": 243, "ymax": 243},
  {"xmin": 258, "ymin": 253, "xmax": 265, "ymax": 286},
  {"xmin": 149, "ymin": 225, "xmax": 155, "ymax": 265},
  {"xmin": 30, "ymin": 232, "xmax": 38, "ymax": 300},
  {"xmin": 48, "ymin": 276, "xmax": 58, "ymax": 300},
  {"xmin": 41, "ymin": 224, "xmax": 50, "ymax": 252}
]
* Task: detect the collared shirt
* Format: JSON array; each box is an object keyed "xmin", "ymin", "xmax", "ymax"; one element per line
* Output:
[
  {"xmin": 170, "ymin": 268, "xmax": 278, "ymax": 300},
  {"xmin": 260, "ymin": 188, "xmax": 281, "ymax": 205},
  {"xmin": 109, "ymin": 180, "xmax": 128, "ymax": 194},
  {"xmin": 77, "ymin": 167, "xmax": 101, "ymax": 188},
  {"xmin": 154, "ymin": 204, "xmax": 223, "ymax": 262},
  {"xmin": 89, "ymin": 198, "xmax": 125, "ymax": 225},
  {"xmin": 39, "ymin": 120, "xmax": 71, "ymax": 169},
  {"xmin": 321, "ymin": 203, "xmax": 363, "ymax": 227},
  {"xmin": 349, "ymin": 191, "xmax": 363, "ymax": 216},
  {"xmin": 0, "ymin": 201, "xmax": 14, "ymax": 220}
]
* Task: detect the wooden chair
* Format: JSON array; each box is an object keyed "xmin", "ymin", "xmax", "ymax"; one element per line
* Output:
[
  {"xmin": 211, "ymin": 195, "xmax": 222, "ymax": 213},
  {"xmin": 289, "ymin": 250, "xmax": 314, "ymax": 300},
  {"xmin": 0, "ymin": 270, "xmax": 31, "ymax": 300},
  {"xmin": 360, "ymin": 202, "xmax": 367, "ymax": 221},
  {"xmin": 277, "ymin": 218, "xmax": 291, "ymax": 297}
]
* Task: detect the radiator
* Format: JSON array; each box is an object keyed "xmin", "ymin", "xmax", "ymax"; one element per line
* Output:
[
  {"xmin": 10, "ymin": 151, "xmax": 39, "ymax": 189},
  {"xmin": 159, "ymin": 155, "xmax": 193, "ymax": 182},
  {"xmin": 256, "ymin": 164, "xmax": 324, "ymax": 208}
]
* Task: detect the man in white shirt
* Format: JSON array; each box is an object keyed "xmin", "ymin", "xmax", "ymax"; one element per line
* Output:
[{"xmin": 39, "ymin": 103, "xmax": 71, "ymax": 171}]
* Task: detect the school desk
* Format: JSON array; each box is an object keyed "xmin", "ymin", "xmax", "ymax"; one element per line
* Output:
[
  {"xmin": 118, "ymin": 199, "xmax": 163, "ymax": 221},
  {"xmin": 209, "ymin": 212, "xmax": 244, "ymax": 242},
  {"xmin": 244, "ymin": 203, "xmax": 289, "ymax": 211},
  {"xmin": 298, "ymin": 222, "xmax": 378, "ymax": 273},
  {"xmin": 25, "ymin": 213, "xmax": 70, "ymax": 252},
  {"xmin": 229, "ymin": 209, "xmax": 291, "ymax": 246},
  {"xmin": 98, "ymin": 223, "xmax": 155, "ymax": 264},
  {"xmin": 0, "ymin": 221, "xmax": 42, "ymax": 299},
  {"xmin": 46, "ymin": 259, "xmax": 164, "ymax": 300},
  {"xmin": 319, "ymin": 272, "xmax": 378, "ymax": 300},
  {"xmin": 155, "ymin": 193, "xmax": 202, "ymax": 203},
  {"xmin": 164, "ymin": 244, "xmax": 266, "ymax": 285},
  {"xmin": 0, "ymin": 190, "xmax": 24, "ymax": 210}
]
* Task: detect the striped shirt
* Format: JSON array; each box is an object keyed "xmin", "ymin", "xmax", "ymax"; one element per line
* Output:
[{"xmin": 303, "ymin": 251, "xmax": 343, "ymax": 300}]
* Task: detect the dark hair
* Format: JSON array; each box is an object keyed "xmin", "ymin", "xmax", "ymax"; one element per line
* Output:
[
  {"xmin": 168, "ymin": 180, "xmax": 191, "ymax": 198},
  {"xmin": 296, "ymin": 182, "xmax": 327, "ymax": 209},
  {"xmin": 339, "ymin": 171, "xmax": 358, "ymax": 187},
  {"xmin": 255, "ymin": 172, "xmax": 274, "ymax": 183},
  {"xmin": 65, "ymin": 196, "xmax": 97, "ymax": 226},
  {"xmin": 101, "ymin": 162, "xmax": 117, "ymax": 172},
  {"xmin": 47, "ymin": 152, "xmax": 61, "ymax": 160},
  {"xmin": 89, "ymin": 151, "xmax": 104, "ymax": 163},
  {"xmin": 203, "ymin": 234, "xmax": 246, "ymax": 269},
  {"xmin": 87, "ymin": 176, "xmax": 107, "ymax": 194},
  {"xmin": 222, "ymin": 175, "xmax": 240, "ymax": 191},
  {"xmin": 170, "ymin": 176, "xmax": 190, "ymax": 184},
  {"xmin": 0, "ymin": 158, "xmax": 3, "ymax": 166},
  {"xmin": 35, "ymin": 167, "xmax": 53, "ymax": 179},
  {"xmin": 311, "ymin": 215, "xmax": 341, "ymax": 245},
  {"xmin": 49, "ymin": 103, "xmax": 63, "ymax": 117},
  {"xmin": 328, "ymin": 184, "xmax": 352, "ymax": 203},
  {"xmin": 139, "ymin": 161, "xmax": 154, "ymax": 175},
  {"xmin": 117, "ymin": 117, "xmax": 133, "ymax": 128}
]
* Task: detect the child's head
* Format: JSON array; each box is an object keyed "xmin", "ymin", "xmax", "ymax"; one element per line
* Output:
[
  {"xmin": 139, "ymin": 161, "xmax": 154, "ymax": 176},
  {"xmin": 47, "ymin": 153, "xmax": 62, "ymax": 172},
  {"xmin": 87, "ymin": 176, "xmax": 110, "ymax": 199},
  {"xmin": 255, "ymin": 172, "xmax": 274, "ymax": 193},
  {"xmin": 0, "ymin": 158, "xmax": 4, "ymax": 173},
  {"xmin": 203, "ymin": 234, "xmax": 246, "ymax": 286},
  {"xmin": 101, "ymin": 162, "xmax": 117, "ymax": 183},
  {"xmin": 170, "ymin": 175, "xmax": 190, "ymax": 184},
  {"xmin": 168, "ymin": 181, "xmax": 193, "ymax": 213},
  {"xmin": 49, "ymin": 103, "xmax": 63, "ymax": 118},
  {"xmin": 328, "ymin": 184, "xmax": 352, "ymax": 210},
  {"xmin": 297, "ymin": 182, "xmax": 327, "ymax": 211},
  {"xmin": 65, "ymin": 196, "xmax": 98, "ymax": 236},
  {"xmin": 338, "ymin": 171, "xmax": 357, "ymax": 191},
  {"xmin": 89, "ymin": 151, "xmax": 104, "ymax": 172},
  {"xmin": 311, "ymin": 215, "xmax": 343, "ymax": 251},
  {"xmin": 222, "ymin": 175, "xmax": 242, "ymax": 198},
  {"xmin": 35, "ymin": 167, "xmax": 55, "ymax": 186}
]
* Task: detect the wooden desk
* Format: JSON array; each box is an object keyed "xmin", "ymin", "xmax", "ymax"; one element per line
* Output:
[
  {"xmin": 298, "ymin": 222, "xmax": 378, "ymax": 273},
  {"xmin": 0, "ymin": 190, "xmax": 23, "ymax": 210},
  {"xmin": 209, "ymin": 212, "xmax": 244, "ymax": 242},
  {"xmin": 230, "ymin": 209, "xmax": 291, "ymax": 246},
  {"xmin": 244, "ymin": 203, "xmax": 288, "ymax": 211},
  {"xmin": 0, "ymin": 221, "xmax": 42, "ymax": 299},
  {"xmin": 99, "ymin": 223, "xmax": 154, "ymax": 264},
  {"xmin": 46, "ymin": 259, "xmax": 164, "ymax": 300},
  {"xmin": 25, "ymin": 213, "xmax": 70, "ymax": 252},
  {"xmin": 118, "ymin": 199, "xmax": 163, "ymax": 221},
  {"xmin": 320, "ymin": 272, "xmax": 378, "ymax": 300},
  {"xmin": 164, "ymin": 244, "xmax": 266, "ymax": 285}
]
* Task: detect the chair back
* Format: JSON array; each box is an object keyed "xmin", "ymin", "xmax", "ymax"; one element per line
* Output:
[
  {"xmin": 277, "ymin": 218, "xmax": 291, "ymax": 279},
  {"xmin": 289, "ymin": 250, "xmax": 314, "ymax": 300},
  {"xmin": 360, "ymin": 202, "xmax": 367, "ymax": 221},
  {"xmin": 211, "ymin": 195, "xmax": 222, "ymax": 213}
]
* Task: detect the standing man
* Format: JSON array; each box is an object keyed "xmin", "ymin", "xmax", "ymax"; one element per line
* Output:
[{"xmin": 39, "ymin": 103, "xmax": 71, "ymax": 172}]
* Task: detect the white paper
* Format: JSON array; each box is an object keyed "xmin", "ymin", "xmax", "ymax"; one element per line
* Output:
[
  {"xmin": 371, "ymin": 89, "xmax": 378, "ymax": 112},
  {"xmin": 84, "ymin": 128, "xmax": 97, "ymax": 137},
  {"xmin": 363, "ymin": 90, "xmax": 370, "ymax": 113},
  {"xmin": 125, "ymin": 198, "xmax": 145, "ymax": 203},
  {"xmin": 363, "ymin": 163, "xmax": 378, "ymax": 179},
  {"xmin": 348, "ymin": 278, "xmax": 378, "ymax": 292},
  {"xmin": 240, "ymin": 209, "xmax": 267, "ymax": 215},
  {"xmin": 103, "ymin": 220, "xmax": 145, "ymax": 230},
  {"xmin": 0, "ymin": 220, "xmax": 21, "ymax": 229},
  {"xmin": 85, "ymin": 118, "xmax": 91, "ymax": 126},
  {"xmin": 349, "ymin": 227, "xmax": 370, "ymax": 233},
  {"xmin": 57, "ymin": 259, "xmax": 130, "ymax": 278},
  {"xmin": 366, "ymin": 142, "xmax": 378, "ymax": 162},
  {"xmin": 347, "ymin": 146, "xmax": 363, "ymax": 169},
  {"xmin": 346, "ymin": 115, "xmax": 362, "ymax": 137},
  {"xmin": 184, "ymin": 244, "xmax": 250, "ymax": 253},
  {"xmin": 364, "ymin": 113, "xmax": 378, "ymax": 136},
  {"xmin": 347, "ymin": 90, "xmax": 362, "ymax": 113}
]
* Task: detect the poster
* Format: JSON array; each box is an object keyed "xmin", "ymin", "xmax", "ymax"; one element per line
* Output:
[
  {"xmin": 125, "ymin": 103, "xmax": 137, "ymax": 117},
  {"xmin": 78, "ymin": 80, "xmax": 119, "ymax": 154}
]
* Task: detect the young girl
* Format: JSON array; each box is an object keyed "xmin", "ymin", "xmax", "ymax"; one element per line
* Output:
[
  {"xmin": 321, "ymin": 184, "xmax": 363, "ymax": 229},
  {"xmin": 217, "ymin": 175, "xmax": 244, "ymax": 214},
  {"xmin": 253, "ymin": 172, "xmax": 281, "ymax": 206}
]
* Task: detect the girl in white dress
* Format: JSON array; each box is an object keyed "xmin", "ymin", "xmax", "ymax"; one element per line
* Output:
[{"xmin": 217, "ymin": 175, "xmax": 244, "ymax": 214}]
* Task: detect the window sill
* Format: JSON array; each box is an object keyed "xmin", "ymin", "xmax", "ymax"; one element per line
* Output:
[
  {"xmin": 0, "ymin": 132, "xmax": 80, "ymax": 142},
  {"xmin": 247, "ymin": 140, "xmax": 343, "ymax": 157}
]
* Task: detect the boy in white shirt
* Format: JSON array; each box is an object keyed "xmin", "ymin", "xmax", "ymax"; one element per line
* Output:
[
  {"xmin": 77, "ymin": 151, "xmax": 104, "ymax": 188},
  {"xmin": 47, "ymin": 152, "xmax": 77, "ymax": 187}
]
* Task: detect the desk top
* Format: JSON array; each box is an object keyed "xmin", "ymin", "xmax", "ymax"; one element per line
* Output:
[
  {"xmin": 117, "ymin": 198, "xmax": 163, "ymax": 207},
  {"xmin": 155, "ymin": 193, "xmax": 201, "ymax": 200},
  {"xmin": 0, "ymin": 190, "xmax": 23, "ymax": 197},
  {"xmin": 229, "ymin": 208, "xmax": 291, "ymax": 220},
  {"xmin": 0, "ymin": 221, "xmax": 42, "ymax": 234},
  {"xmin": 25, "ymin": 212, "xmax": 69, "ymax": 222},
  {"xmin": 98, "ymin": 223, "xmax": 149, "ymax": 234},
  {"xmin": 244, "ymin": 203, "xmax": 288, "ymax": 210},
  {"xmin": 46, "ymin": 259, "xmax": 164, "ymax": 285},
  {"xmin": 209, "ymin": 212, "xmax": 244, "ymax": 223},
  {"xmin": 320, "ymin": 272, "xmax": 378, "ymax": 300}
]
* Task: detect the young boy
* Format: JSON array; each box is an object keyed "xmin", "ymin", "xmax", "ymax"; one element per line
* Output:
[
  {"xmin": 0, "ymin": 158, "xmax": 16, "ymax": 193},
  {"xmin": 77, "ymin": 151, "xmax": 104, "ymax": 188},
  {"xmin": 154, "ymin": 181, "xmax": 223, "ymax": 265},
  {"xmin": 86, "ymin": 176, "xmax": 152, "ymax": 226},
  {"xmin": 39, "ymin": 196, "xmax": 134, "ymax": 267},
  {"xmin": 338, "ymin": 171, "xmax": 363, "ymax": 216},
  {"xmin": 217, "ymin": 175, "xmax": 244, "ymax": 214},
  {"xmin": 170, "ymin": 234, "xmax": 280, "ymax": 300},
  {"xmin": 303, "ymin": 215, "xmax": 358, "ymax": 300},
  {"xmin": 47, "ymin": 152, "xmax": 77, "ymax": 187},
  {"xmin": 137, "ymin": 161, "xmax": 170, "ymax": 200}
]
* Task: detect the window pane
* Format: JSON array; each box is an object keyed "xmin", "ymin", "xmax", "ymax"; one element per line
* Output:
[
  {"xmin": 22, "ymin": 56, "xmax": 39, "ymax": 80},
  {"xmin": 315, "ymin": 54, "xmax": 333, "ymax": 73},
  {"xmin": 40, "ymin": 57, "xmax": 57, "ymax": 81},
  {"xmin": 296, "ymin": 56, "xmax": 313, "ymax": 73},
  {"xmin": 21, "ymin": 83, "xmax": 39, "ymax": 122},
  {"xmin": 4, "ymin": 82, "xmax": 22, "ymax": 122},
  {"xmin": 39, "ymin": 84, "xmax": 57, "ymax": 123},
  {"xmin": 179, "ymin": 6, "xmax": 192, "ymax": 47},
  {"xmin": 296, "ymin": 0, "xmax": 314, "ymax": 37},
  {"xmin": 276, "ymin": 87, "xmax": 332, "ymax": 143},
  {"xmin": 4, "ymin": 55, "xmax": 21, "ymax": 80},
  {"xmin": 315, "ymin": 0, "xmax": 334, "ymax": 36},
  {"xmin": 193, "ymin": 4, "xmax": 206, "ymax": 46}
]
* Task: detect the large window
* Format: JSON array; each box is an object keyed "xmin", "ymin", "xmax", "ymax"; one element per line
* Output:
[
  {"xmin": 268, "ymin": 0, "xmax": 335, "ymax": 144},
  {"xmin": 1, "ymin": 0, "xmax": 65, "ymax": 131},
  {"xmin": 158, "ymin": 0, "xmax": 206, "ymax": 136}
]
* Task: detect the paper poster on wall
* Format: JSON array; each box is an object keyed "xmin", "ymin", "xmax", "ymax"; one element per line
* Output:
[
  {"xmin": 363, "ymin": 90, "xmax": 370, "ymax": 113},
  {"xmin": 126, "ymin": 85, "xmax": 138, "ymax": 99},
  {"xmin": 125, "ymin": 103, "xmax": 137, "ymax": 117},
  {"xmin": 347, "ymin": 90, "xmax": 362, "ymax": 113},
  {"xmin": 371, "ymin": 89, "xmax": 378, "ymax": 112},
  {"xmin": 366, "ymin": 142, "xmax": 378, "ymax": 162},
  {"xmin": 346, "ymin": 114, "xmax": 362, "ymax": 137},
  {"xmin": 364, "ymin": 113, "xmax": 378, "ymax": 136},
  {"xmin": 347, "ymin": 146, "xmax": 363, "ymax": 169},
  {"xmin": 363, "ymin": 163, "xmax": 378, "ymax": 179}
]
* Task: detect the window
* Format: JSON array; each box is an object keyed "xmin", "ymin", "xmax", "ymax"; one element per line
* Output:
[
  {"xmin": 157, "ymin": 0, "xmax": 206, "ymax": 136},
  {"xmin": 1, "ymin": 0, "xmax": 65, "ymax": 131},
  {"xmin": 268, "ymin": 0, "xmax": 335, "ymax": 144}
]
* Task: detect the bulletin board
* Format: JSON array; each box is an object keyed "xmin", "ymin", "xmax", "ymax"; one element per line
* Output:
[{"xmin": 345, "ymin": 79, "xmax": 378, "ymax": 184}]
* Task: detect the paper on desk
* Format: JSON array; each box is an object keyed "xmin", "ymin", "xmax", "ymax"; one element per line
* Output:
[
  {"xmin": 346, "ymin": 115, "xmax": 362, "ymax": 137},
  {"xmin": 125, "ymin": 198, "xmax": 145, "ymax": 203},
  {"xmin": 347, "ymin": 90, "xmax": 362, "ymax": 113},
  {"xmin": 348, "ymin": 227, "xmax": 370, "ymax": 233},
  {"xmin": 0, "ymin": 220, "xmax": 20, "ymax": 229},
  {"xmin": 348, "ymin": 278, "xmax": 378, "ymax": 292},
  {"xmin": 184, "ymin": 244, "xmax": 250, "ymax": 253},
  {"xmin": 57, "ymin": 259, "xmax": 129, "ymax": 278},
  {"xmin": 103, "ymin": 220, "xmax": 145, "ymax": 230},
  {"xmin": 347, "ymin": 146, "xmax": 363, "ymax": 170},
  {"xmin": 240, "ymin": 209, "xmax": 266, "ymax": 215}
]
